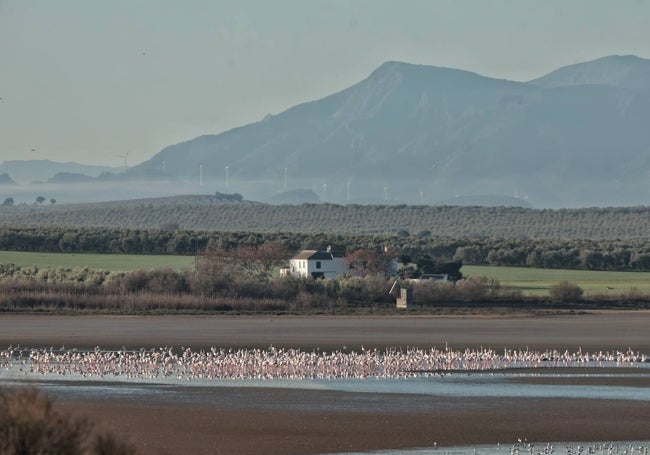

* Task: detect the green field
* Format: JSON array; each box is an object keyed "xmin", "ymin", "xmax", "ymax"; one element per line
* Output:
[
  {"xmin": 464, "ymin": 265, "xmax": 650, "ymax": 296},
  {"xmin": 0, "ymin": 251, "xmax": 195, "ymax": 272}
]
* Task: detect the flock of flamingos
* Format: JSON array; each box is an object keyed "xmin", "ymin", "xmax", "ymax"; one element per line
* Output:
[
  {"xmin": 1, "ymin": 345, "xmax": 648, "ymax": 381},
  {"xmin": 1, "ymin": 345, "xmax": 649, "ymax": 454}
]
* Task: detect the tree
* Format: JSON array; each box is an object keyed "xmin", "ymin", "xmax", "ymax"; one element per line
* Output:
[
  {"xmin": 631, "ymin": 253, "xmax": 650, "ymax": 270},
  {"xmin": 169, "ymin": 232, "xmax": 191, "ymax": 254},
  {"xmin": 1, "ymin": 197, "xmax": 14, "ymax": 206},
  {"xmin": 50, "ymin": 198, "xmax": 57, "ymax": 205},
  {"xmin": 255, "ymin": 242, "xmax": 289, "ymax": 277},
  {"xmin": 415, "ymin": 255, "xmax": 463, "ymax": 281},
  {"xmin": 35, "ymin": 195, "xmax": 46, "ymax": 204},
  {"xmin": 345, "ymin": 249, "xmax": 397, "ymax": 277},
  {"xmin": 197, "ymin": 241, "xmax": 289, "ymax": 281},
  {"xmin": 433, "ymin": 260, "xmax": 464, "ymax": 281},
  {"xmin": 398, "ymin": 253, "xmax": 412, "ymax": 265},
  {"xmin": 579, "ymin": 250, "xmax": 604, "ymax": 270},
  {"xmin": 454, "ymin": 246, "xmax": 482, "ymax": 264}
]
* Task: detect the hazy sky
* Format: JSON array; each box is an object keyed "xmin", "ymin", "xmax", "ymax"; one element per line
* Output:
[{"xmin": 1, "ymin": 0, "xmax": 649, "ymax": 167}]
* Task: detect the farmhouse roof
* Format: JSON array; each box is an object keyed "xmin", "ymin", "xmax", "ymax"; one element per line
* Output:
[{"xmin": 292, "ymin": 250, "xmax": 337, "ymax": 260}]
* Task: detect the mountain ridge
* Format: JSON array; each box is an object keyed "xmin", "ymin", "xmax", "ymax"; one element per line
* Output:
[
  {"xmin": 8, "ymin": 55, "xmax": 650, "ymax": 208},
  {"xmin": 530, "ymin": 54, "xmax": 650, "ymax": 92},
  {"xmin": 127, "ymin": 55, "xmax": 650, "ymax": 207}
]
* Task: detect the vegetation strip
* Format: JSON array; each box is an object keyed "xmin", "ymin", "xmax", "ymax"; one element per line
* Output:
[
  {"xmin": 2, "ymin": 202, "xmax": 650, "ymax": 239},
  {"xmin": 3, "ymin": 226, "xmax": 650, "ymax": 272}
]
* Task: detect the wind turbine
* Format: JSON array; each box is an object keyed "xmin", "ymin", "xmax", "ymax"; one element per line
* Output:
[
  {"xmin": 347, "ymin": 177, "xmax": 352, "ymax": 203},
  {"xmin": 284, "ymin": 167, "xmax": 288, "ymax": 191},
  {"xmin": 225, "ymin": 165, "xmax": 230, "ymax": 192},
  {"xmin": 384, "ymin": 186, "xmax": 389, "ymax": 201},
  {"xmin": 199, "ymin": 164, "xmax": 204, "ymax": 186},
  {"xmin": 116, "ymin": 152, "xmax": 129, "ymax": 174}
]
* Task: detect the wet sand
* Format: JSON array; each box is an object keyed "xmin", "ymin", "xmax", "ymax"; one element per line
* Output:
[
  {"xmin": 3, "ymin": 312, "xmax": 650, "ymax": 454},
  {"xmin": 54, "ymin": 390, "xmax": 650, "ymax": 455}
]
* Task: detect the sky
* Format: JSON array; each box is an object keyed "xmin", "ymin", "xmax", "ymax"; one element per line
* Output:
[{"xmin": 1, "ymin": 0, "xmax": 649, "ymax": 167}]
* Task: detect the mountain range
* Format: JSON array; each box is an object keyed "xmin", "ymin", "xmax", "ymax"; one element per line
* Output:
[
  {"xmin": 0, "ymin": 160, "xmax": 119, "ymax": 185},
  {"xmin": 4, "ymin": 55, "xmax": 650, "ymax": 208},
  {"xmin": 122, "ymin": 54, "xmax": 650, "ymax": 207}
]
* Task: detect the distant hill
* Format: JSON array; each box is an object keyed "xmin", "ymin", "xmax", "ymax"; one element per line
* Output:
[
  {"xmin": 0, "ymin": 160, "xmax": 120, "ymax": 184},
  {"xmin": 0, "ymin": 173, "xmax": 16, "ymax": 185},
  {"xmin": 47, "ymin": 172, "xmax": 94, "ymax": 183},
  {"xmin": 530, "ymin": 55, "xmax": 650, "ymax": 92},
  {"xmin": 128, "ymin": 55, "xmax": 650, "ymax": 208}
]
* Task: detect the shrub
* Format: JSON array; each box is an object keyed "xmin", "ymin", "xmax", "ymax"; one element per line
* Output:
[
  {"xmin": 549, "ymin": 280, "xmax": 583, "ymax": 302},
  {"xmin": 0, "ymin": 387, "xmax": 135, "ymax": 455},
  {"xmin": 411, "ymin": 280, "xmax": 457, "ymax": 302},
  {"xmin": 455, "ymin": 275, "xmax": 489, "ymax": 301}
]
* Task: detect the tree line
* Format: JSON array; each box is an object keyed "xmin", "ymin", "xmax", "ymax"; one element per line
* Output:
[{"xmin": 2, "ymin": 227, "xmax": 650, "ymax": 272}]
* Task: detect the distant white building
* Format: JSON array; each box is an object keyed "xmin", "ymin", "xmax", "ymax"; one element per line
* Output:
[{"xmin": 280, "ymin": 247, "xmax": 349, "ymax": 279}]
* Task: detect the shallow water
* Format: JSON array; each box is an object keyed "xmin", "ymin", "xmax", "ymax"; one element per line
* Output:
[
  {"xmin": 2, "ymin": 368, "xmax": 650, "ymax": 401},
  {"xmin": 332, "ymin": 441, "xmax": 650, "ymax": 455}
]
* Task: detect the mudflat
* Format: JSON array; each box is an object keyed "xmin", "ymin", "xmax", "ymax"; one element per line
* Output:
[
  {"xmin": 2, "ymin": 311, "xmax": 650, "ymax": 350},
  {"xmin": 54, "ymin": 389, "xmax": 650, "ymax": 455},
  {"xmin": 3, "ymin": 312, "xmax": 650, "ymax": 454}
]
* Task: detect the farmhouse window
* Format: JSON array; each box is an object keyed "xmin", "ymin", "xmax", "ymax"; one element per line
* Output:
[{"xmin": 316, "ymin": 261, "xmax": 321, "ymax": 269}]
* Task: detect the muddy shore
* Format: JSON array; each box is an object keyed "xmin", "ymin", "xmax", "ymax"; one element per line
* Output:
[
  {"xmin": 54, "ymin": 390, "xmax": 650, "ymax": 455},
  {"xmin": 2, "ymin": 311, "xmax": 650, "ymax": 351}
]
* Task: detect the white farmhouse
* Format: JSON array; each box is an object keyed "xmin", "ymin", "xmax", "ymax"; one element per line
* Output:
[{"xmin": 281, "ymin": 247, "xmax": 349, "ymax": 279}]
